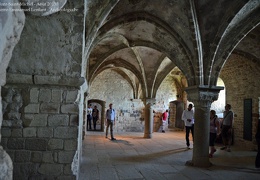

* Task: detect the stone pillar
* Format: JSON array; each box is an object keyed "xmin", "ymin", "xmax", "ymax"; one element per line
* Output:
[
  {"xmin": 259, "ymin": 97, "xmax": 260, "ymax": 119},
  {"xmin": 101, "ymin": 103, "xmax": 106, "ymax": 132},
  {"xmin": 0, "ymin": 1, "xmax": 25, "ymax": 179},
  {"xmin": 185, "ymin": 86, "xmax": 223, "ymax": 167},
  {"xmin": 144, "ymin": 98, "xmax": 156, "ymax": 138}
]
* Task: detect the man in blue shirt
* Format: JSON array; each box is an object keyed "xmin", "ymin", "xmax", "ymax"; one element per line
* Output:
[{"xmin": 106, "ymin": 103, "xmax": 116, "ymax": 140}]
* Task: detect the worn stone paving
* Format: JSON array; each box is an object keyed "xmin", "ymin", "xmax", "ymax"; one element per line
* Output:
[{"xmin": 79, "ymin": 130, "xmax": 260, "ymax": 180}]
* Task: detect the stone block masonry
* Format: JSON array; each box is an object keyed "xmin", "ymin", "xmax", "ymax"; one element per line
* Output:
[{"xmin": 1, "ymin": 85, "xmax": 80, "ymax": 179}]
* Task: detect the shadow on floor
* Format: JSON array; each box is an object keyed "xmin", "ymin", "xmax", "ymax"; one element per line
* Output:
[{"xmin": 113, "ymin": 148, "xmax": 189, "ymax": 162}]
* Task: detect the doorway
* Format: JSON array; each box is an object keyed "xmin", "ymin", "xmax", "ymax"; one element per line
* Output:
[{"xmin": 87, "ymin": 99, "xmax": 106, "ymax": 132}]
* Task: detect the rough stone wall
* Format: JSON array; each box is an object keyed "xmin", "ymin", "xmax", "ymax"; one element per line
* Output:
[
  {"xmin": 8, "ymin": 0, "xmax": 83, "ymax": 78},
  {"xmin": 0, "ymin": 1, "xmax": 84, "ymax": 179},
  {"xmin": 220, "ymin": 54, "xmax": 260, "ymax": 149},
  {"xmin": 0, "ymin": 0, "xmax": 26, "ymax": 179},
  {"xmin": 88, "ymin": 69, "xmax": 178, "ymax": 132},
  {"xmin": 1, "ymin": 85, "xmax": 79, "ymax": 179},
  {"xmin": 88, "ymin": 69, "xmax": 145, "ymax": 132}
]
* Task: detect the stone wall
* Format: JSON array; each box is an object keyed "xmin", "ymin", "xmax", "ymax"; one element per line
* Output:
[
  {"xmin": 1, "ymin": 84, "xmax": 79, "ymax": 179},
  {"xmin": 220, "ymin": 54, "xmax": 260, "ymax": 149},
  {"xmin": 0, "ymin": 1, "xmax": 84, "ymax": 178},
  {"xmin": 88, "ymin": 69, "xmax": 178, "ymax": 132},
  {"xmin": 88, "ymin": 69, "xmax": 145, "ymax": 132},
  {"xmin": 8, "ymin": 0, "xmax": 83, "ymax": 78}
]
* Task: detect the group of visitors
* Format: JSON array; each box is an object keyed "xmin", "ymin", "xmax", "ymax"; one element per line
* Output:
[
  {"xmin": 181, "ymin": 103, "xmax": 260, "ymax": 168},
  {"xmin": 86, "ymin": 104, "xmax": 99, "ymax": 131},
  {"xmin": 181, "ymin": 103, "xmax": 234, "ymax": 156}
]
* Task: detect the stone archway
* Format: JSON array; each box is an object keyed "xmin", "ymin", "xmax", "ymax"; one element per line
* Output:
[{"xmin": 87, "ymin": 99, "xmax": 106, "ymax": 132}]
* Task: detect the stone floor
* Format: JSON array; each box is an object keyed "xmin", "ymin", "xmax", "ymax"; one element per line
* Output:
[{"xmin": 79, "ymin": 129, "xmax": 260, "ymax": 180}]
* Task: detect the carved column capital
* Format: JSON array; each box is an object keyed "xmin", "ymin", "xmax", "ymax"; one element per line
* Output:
[
  {"xmin": 185, "ymin": 85, "xmax": 224, "ymax": 108},
  {"xmin": 142, "ymin": 98, "xmax": 156, "ymax": 106}
]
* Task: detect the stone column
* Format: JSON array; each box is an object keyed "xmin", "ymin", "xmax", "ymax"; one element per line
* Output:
[
  {"xmin": 144, "ymin": 98, "xmax": 156, "ymax": 138},
  {"xmin": 185, "ymin": 85, "xmax": 223, "ymax": 167},
  {"xmin": 101, "ymin": 102, "xmax": 106, "ymax": 132},
  {"xmin": 258, "ymin": 97, "xmax": 260, "ymax": 120},
  {"xmin": 0, "ymin": 1, "xmax": 25, "ymax": 179}
]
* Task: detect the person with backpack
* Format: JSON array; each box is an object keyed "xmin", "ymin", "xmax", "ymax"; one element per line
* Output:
[
  {"xmin": 209, "ymin": 110, "xmax": 220, "ymax": 158},
  {"xmin": 92, "ymin": 105, "xmax": 99, "ymax": 130},
  {"xmin": 105, "ymin": 103, "xmax": 116, "ymax": 140},
  {"xmin": 161, "ymin": 110, "xmax": 169, "ymax": 133}
]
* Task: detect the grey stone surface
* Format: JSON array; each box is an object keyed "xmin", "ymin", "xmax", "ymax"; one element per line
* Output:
[
  {"xmin": 40, "ymin": 103, "xmax": 60, "ymax": 114},
  {"xmin": 42, "ymin": 152, "xmax": 54, "ymax": 163},
  {"xmin": 0, "ymin": 147, "xmax": 13, "ymax": 180},
  {"xmin": 58, "ymin": 151, "xmax": 75, "ymax": 163},
  {"xmin": 37, "ymin": 127, "xmax": 54, "ymax": 138},
  {"xmin": 25, "ymin": 138, "xmax": 47, "ymax": 151},
  {"xmin": 15, "ymin": 150, "xmax": 30, "ymax": 162},
  {"xmin": 57, "ymin": 176, "xmax": 76, "ymax": 180},
  {"xmin": 69, "ymin": 115, "xmax": 78, "ymax": 126},
  {"xmin": 48, "ymin": 139, "xmax": 63, "ymax": 150},
  {"xmin": 64, "ymin": 139, "xmax": 77, "ymax": 150},
  {"xmin": 30, "ymin": 88, "xmax": 39, "ymax": 103},
  {"xmin": 66, "ymin": 90, "xmax": 79, "ymax": 103},
  {"xmin": 54, "ymin": 127, "xmax": 78, "ymax": 138},
  {"xmin": 1, "ymin": 128, "xmax": 11, "ymax": 137},
  {"xmin": 23, "ymin": 127, "xmax": 37, "ymax": 137},
  {"xmin": 6, "ymin": 73, "xmax": 33, "ymax": 84},
  {"xmin": 34, "ymin": 76, "xmax": 85, "ymax": 87},
  {"xmin": 61, "ymin": 104, "xmax": 79, "ymax": 114},
  {"xmin": 52, "ymin": 89, "xmax": 62, "ymax": 103},
  {"xmin": 48, "ymin": 114, "xmax": 69, "ymax": 126},
  {"xmin": 39, "ymin": 89, "xmax": 52, "ymax": 102},
  {"xmin": 31, "ymin": 151, "xmax": 42, "ymax": 163},
  {"xmin": 64, "ymin": 164, "xmax": 73, "ymax": 175},
  {"xmin": 31, "ymin": 114, "xmax": 48, "ymax": 127},
  {"xmin": 11, "ymin": 129, "xmax": 23, "ymax": 138},
  {"xmin": 24, "ymin": 104, "xmax": 40, "ymax": 114},
  {"xmin": 38, "ymin": 163, "xmax": 63, "ymax": 176},
  {"xmin": 7, "ymin": 138, "xmax": 24, "ymax": 149}
]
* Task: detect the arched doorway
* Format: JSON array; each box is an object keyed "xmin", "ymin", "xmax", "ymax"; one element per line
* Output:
[{"xmin": 87, "ymin": 99, "xmax": 106, "ymax": 132}]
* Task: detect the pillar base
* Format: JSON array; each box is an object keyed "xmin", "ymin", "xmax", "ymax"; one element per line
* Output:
[
  {"xmin": 185, "ymin": 158, "xmax": 212, "ymax": 168},
  {"xmin": 143, "ymin": 133, "xmax": 152, "ymax": 138}
]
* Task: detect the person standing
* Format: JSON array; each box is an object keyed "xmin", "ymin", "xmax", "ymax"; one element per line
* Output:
[
  {"xmin": 106, "ymin": 103, "xmax": 116, "ymax": 140},
  {"xmin": 220, "ymin": 104, "xmax": 234, "ymax": 152},
  {"xmin": 182, "ymin": 104, "xmax": 195, "ymax": 149},
  {"xmin": 92, "ymin": 105, "xmax": 99, "ymax": 130},
  {"xmin": 86, "ymin": 104, "xmax": 93, "ymax": 130},
  {"xmin": 161, "ymin": 110, "xmax": 169, "ymax": 133},
  {"xmin": 209, "ymin": 110, "xmax": 220, "ymax": 158}
]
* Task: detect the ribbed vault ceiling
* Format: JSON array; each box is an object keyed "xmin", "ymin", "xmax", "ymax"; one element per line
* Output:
[{"xmin": 86, "ymin": 0, "xmax": 260, "ymax": 98}]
